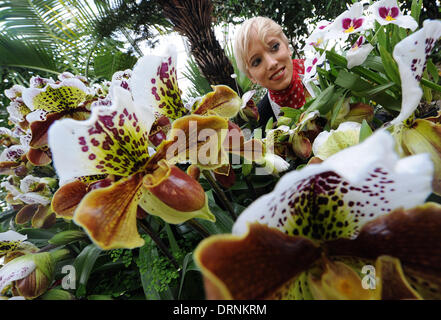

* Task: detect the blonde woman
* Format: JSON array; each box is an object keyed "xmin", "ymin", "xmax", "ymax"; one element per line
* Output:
[{"xmin": 234, "ymin": 16, "xmax": 307, "ymax": 127}]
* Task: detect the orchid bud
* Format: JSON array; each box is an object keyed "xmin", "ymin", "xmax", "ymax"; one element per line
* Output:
[{"xmin": 291, "ymin": 132, "xmax": 312, "ymax": 159}]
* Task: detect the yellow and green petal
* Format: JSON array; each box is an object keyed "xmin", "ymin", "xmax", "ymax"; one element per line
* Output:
[
  {"xmin": 48, "ymin": 87, "xmax": 155, "ymax": 185},
  {"xmin": 22, "ymin": 78, "xmax": 92, "ymax": 113},
  {"xmin": 194, "ymin": 223, "xmax": 321, "ymax": 300},
  {"xmin": 192, "ymin": 85, "xmax": 242, "ymax": 118},
  {"xmin": 399, "ymin": 119, "xmax": 441, "ymax": 195},
  {"xmin": 166, "ymin": 114, "xmax": 229, "ymax": 170},
  {"xmin": 312, "ymin": 121, "xmax": 361, "ymax": 160},
  {"xmin": 73, "ymin": 173, "xmax": 145, "ymax": 250}
]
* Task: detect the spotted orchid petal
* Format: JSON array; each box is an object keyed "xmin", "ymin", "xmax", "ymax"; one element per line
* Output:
[
  {"xmin": 0, "ymin": 145, "xmax": 28, "ymax": 163},
  {"xmin": 194, "ymin": 223, "xmax": 321, "ymax": 299},
  {"xmin": 303, "ymin": 52, "xmax": 326, "ymax": 85},
  {"xmin": 131, "ymin": 45, "xmax": 187, "ymax": 120},
  {"xmin": 346, "ymin": 36, "xmax": 374, "ymax": 69},
  {"xmin": 233, "ymin": 130, "xmax": 433, "ymax": 241},
  {"xmin": 328, "ymin": 2, "xmax": 369, "ymax": 39},
  {"xmin": 391, "ymin": 20, "xmax": 441, "ymax": 125},
  {"xmin": 370, "ymin": 0, "xmax": 418, "ymax": 30},
  {"xmin": 48, "ymin": 86, "xmax": 155, "ymax": 185},
  {"xmin": 0, "ymin": 231, "xmax": 30, "ymax": 258},
  {"xmin": 0, "ymin": 255, "xmax": 36, "ymax": 294},
  {"xmin": 312, "ymin": 121, "xmax": 361, "ymax": 160},
  {"xmin": 22, "ymin": 78, "xmax": 93, "ymax": 112}
]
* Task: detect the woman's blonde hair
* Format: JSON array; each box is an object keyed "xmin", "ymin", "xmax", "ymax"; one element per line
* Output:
[{"xmin": 233, "ymin": 17, "xmax": 289, "ymax": 78}]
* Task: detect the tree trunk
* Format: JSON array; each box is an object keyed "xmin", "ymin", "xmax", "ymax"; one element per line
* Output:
[{"xmin": 161, "ymin": 0, "xmax": 240, "ymax": 94}]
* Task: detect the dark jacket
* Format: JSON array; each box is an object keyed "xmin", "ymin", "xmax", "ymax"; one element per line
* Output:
[{"xmin": 257, "ymin": 93, "xmax": 276, "ymax": 128}]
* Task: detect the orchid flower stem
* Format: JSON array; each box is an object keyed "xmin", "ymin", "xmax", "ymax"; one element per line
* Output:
[
  {"xmin": 187, "ymin": 219, "xmax": 210, "ymax": 238},
  {"xmin": 202, "ymin": 170, "xmax": 237, "ymax": 220},
  {"xmin": 244, "ymin": 175, "xmax": 257, "ymax": 199},
  {"xmin": 37, "ymin": 244, "xmax": 59, "ymax": 253},
  {"xmin": 138, "ymin": 219, "xmax": 180, "ymax": 270}
]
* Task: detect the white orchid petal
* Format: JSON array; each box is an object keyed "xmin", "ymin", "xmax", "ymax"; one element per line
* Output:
[
  {"xmin": 0, "ymin": 231, "xmax": 27, "ymax": 242},
  {"xmin": 0, "ymin": 257, "xmax": 36, "ymax": 292},
  {"xmin": 14, "ymin": 192, "xmax": 51, "ymax": 206},
  {"xmin": 25, "ymin": 110, "xmax": 49, "ymax": 124},
  {"xmin": 233, "ymin": 130, "xmax": 433, "ymax": 241},
  {"xmin": 392, "ymin": 20, "xmax": 441, "ymax": 125},
  {"xmin": 241, "ymin": 90, "xmax": 256, "ymax": 109},
  {"xmin": 347, "ymin": 43, "xmax": 374, "ymax": 69},
  {"xmin": 19, "ymin": 175, "xmax": 41, "ymax": 193}
]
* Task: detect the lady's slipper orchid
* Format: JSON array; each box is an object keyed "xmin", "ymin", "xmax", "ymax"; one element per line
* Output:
[
  {"xmin": 194, "ymin": 131, "xmax": 438, "ymax": 299},
  {"xmin": 346, "ymin": 36, "xmax": 374, "ymax": 69},
  {"xmin": 370, "ymin": 0, "xmax": 418, "ymax": 31},
  {"xmin": 48, "ymin": 86, "xmax": 217, "ymax": 250},
  {"xmin": 0, "ymin": 249, "xmax": 69, "ymax": 299},
  {"xmin": 312, "ymin": 121, "xmax": 361, "ymax": 160}
]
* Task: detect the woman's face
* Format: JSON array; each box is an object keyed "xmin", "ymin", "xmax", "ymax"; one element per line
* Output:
[{"xmin": 246, "ymin": 28, "xmax": 293, "ymax": 91}]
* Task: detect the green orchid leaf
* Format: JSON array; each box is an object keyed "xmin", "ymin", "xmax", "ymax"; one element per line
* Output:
[
  {"xmin": 355, "ymin": 82, "xmax": 397, "ymax": 97},
  {"xmin": 421, "ymin": 78, "xmax": 441, "ymax": 93},
  {"xmin": 411, "ymin": 0, "xmax": 423, "ymax": 24},
  {"xmin": 427, "ymin": 59, "xmax": 439, "ymax": 84},
  {"xmin": 305, "ymin": 85, "xmax": 335, "ymax": 115},
  {"xmin": 73, "ymin": 244, "xmax": 102, "ymax": 298},
  {"xmin": 422, "ymin": 70, "xmax": 433, "ymax": 103},
  {"xmin": 379, "ymin": 45, "xmax": 401, "ymax": 86},
  {"xmin": 360, "ymin": 56, "xmax": 385, "ymax": 73},
  {"xmin": 359, "ymin": 119, "xmax": 373, "ymax": 143}
]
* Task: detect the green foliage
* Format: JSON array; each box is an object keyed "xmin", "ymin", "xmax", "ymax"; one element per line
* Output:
[{"xmin": 212, "ymin": 0, "xmax": 353, "ymax": 53}]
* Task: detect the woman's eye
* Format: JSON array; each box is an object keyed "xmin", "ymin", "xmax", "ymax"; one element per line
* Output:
[
  {"xmin": 251, "ymin": 58, "xmax": 261, "ymax": 67},
  {"xmin": 271, "ymin": 43, "xmax": 280, "ymax": 51}
]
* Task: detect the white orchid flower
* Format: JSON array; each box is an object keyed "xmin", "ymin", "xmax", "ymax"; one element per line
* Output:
[{"xmin": 370, "ymin": 0, "xmax": 418, "ymax": 31}]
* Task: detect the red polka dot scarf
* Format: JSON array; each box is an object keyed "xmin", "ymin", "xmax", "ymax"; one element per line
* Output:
[{"xmin": 268, "ymin": 59, "xmax": 306, "ymax": 109}]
